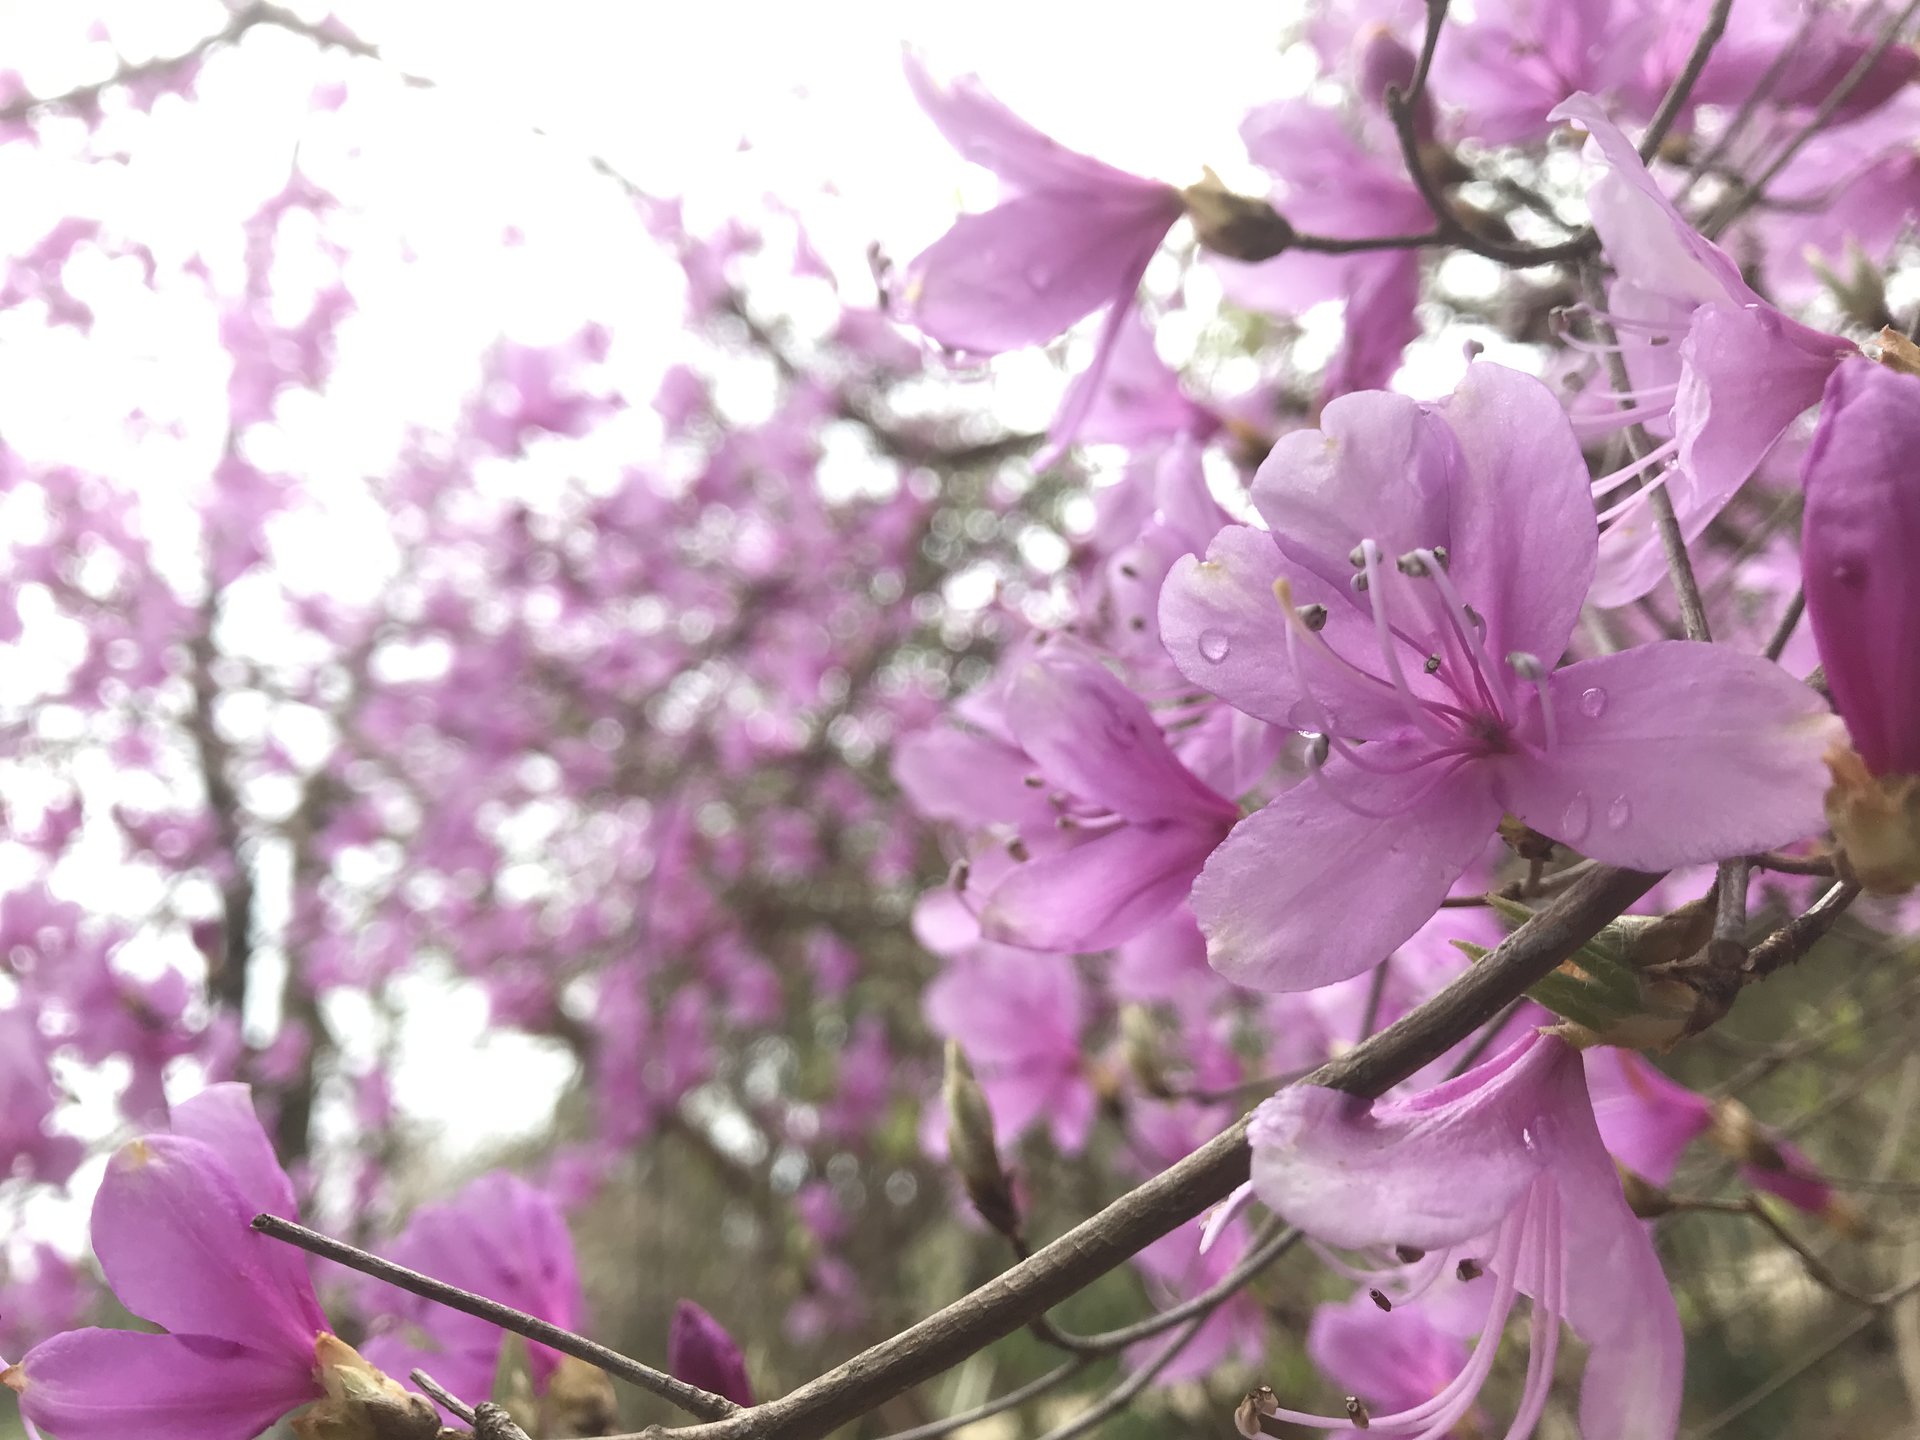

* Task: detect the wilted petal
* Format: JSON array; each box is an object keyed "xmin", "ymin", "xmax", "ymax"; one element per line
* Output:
[
  {"xmin": 9, "ymin": 1328, "xmax": 316, "ymax": 1440},
  {"xmin": 90, "ymin": 1135, "xmax": 326, "ymax": 1357},
  {"xmin": 1494, "ymin": 642, "xmax": 1836, "ymax": 868},
  {"xmin": 1194, "ymin": 752, "xmax": 1501, "ymax": 991}
]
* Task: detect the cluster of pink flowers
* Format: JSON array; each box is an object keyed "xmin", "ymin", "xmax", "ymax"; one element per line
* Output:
[{"xmin": 2, "ymin": 2, "xmax": 1919, "ymax": 1437}]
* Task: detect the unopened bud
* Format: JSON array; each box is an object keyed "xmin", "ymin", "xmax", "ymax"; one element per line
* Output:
[
  {"xmin": 1182, "ymin": 170, "xmax": 1296, "ymax": 263},
  {"xmin": 943, "ymin": 1041, "xmax": 1021, "ymax": 1239},
  {"xmin": 667, "ymin": 1301, "xmax": 754, "ymax": 1408},
  {"xmin": 1616, "ymin": 1162, "xmax": 1675, "ymax": 1219}
]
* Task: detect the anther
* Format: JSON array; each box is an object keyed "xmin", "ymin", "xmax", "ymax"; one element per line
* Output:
[
  {"xmin": 1430, "ymin": 545, "xmax": 1448, "ymax": 568},
  {"xmin": 1348, "ymin": 544, "xmax": 1368, "ymax": 569},
  {"xmin": 1463, "ymin": 603, "xmax": 1484, "ymax": 633},
  {"xmin": 1304, "ymin": 732, "xmax": 1332, "ymax": 767},
  {"xmin": 1118, "ymin": 562, "xmax": 1139, "ymax": 578},
  {"xmin": 1298, "ymin": 603, "xmax": 1329, "ymax": 632},
  {"xmin": 1368, "ymin": 1288, "xmax": 1392, "ymax": 1311},
  {"xmin": 1423, "ymin": 654, "xmax": 1441, "ymax": 674},
  {"xmin": 1345, "ymin": 1397, "xmax": 1372, "ymax": 1430},
  {"xmin": 952, "ymin": 860, "xmax": 970, "ymax": 892},
  {"xmin": 1006, "ymin": 838, "xmax": 1030, "ymax": 862},
  {"xmin": 1349, "ymin": 573, "xmax": 1369, "ymax": 594},
  {"xmin": 1394, "ymin": 1245, "xmax": 1425, "ymax": 1263},
  {"xmin": 1023, "ymin": 774, "xmax": 1044, "ymax": 788},
  {"xmin": 1395, "ymin": 551, "xmax": 1430, "ymax": 577},
  {"xmin": 1456, "ymin": 1258, "xmax": 1484, "ymax": 1282},
  {"xmin": 1128, "ymin": 616, "xmax": 1146, "ymax": 631}
]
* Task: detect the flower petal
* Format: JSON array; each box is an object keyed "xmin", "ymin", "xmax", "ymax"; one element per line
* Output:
[
  {"xmin": 1493, "ymin": 642, "xmax": 1837, "ymax": 868},
  {"xmin": 1193, "ymin": 751, "xmax": 1502, "ymax": 991},
  {"xmin": 980, "ymin": 820, "xmax": 1222, "ymax": 953},
  {"xmin": 898, "ymin": 193, "xmax": 1176, "ymax": 355},
  {"xmin": 1251, "ymin": 388, "xmax": 1462, "ymax": 597},
  {"xmin": 10, "ymin": 1329, "xmax": 316, "ymax": 1440},
  {"xmin": 167, "ymin": 1083, "xmax": 298, "ymax": 1222},
  {"xmin": 1429, "ymin": 362, "xmax": 1595, "ymax": 664},
  {"xmin": 1248, "ymin": 1034, "xmax": 1563, "ymax": 1250},
  {"xmin": 1159, "ymin": 526, "xmax": 1417, "ymax": 739},
  {"xmin": 1005, "ymin": 651, "xmax": 1234, "ymax": 823},
  {"xmin": 90, "ymin": 1135, "xmax": 327, "ymax": 1357}
]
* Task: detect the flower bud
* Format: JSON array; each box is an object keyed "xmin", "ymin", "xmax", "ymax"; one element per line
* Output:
[
  {"xmin": 541, "ymin": 1355, "xmax": 620, "ymax": 1437},
  {"xmin": 667, "ymin": 1300, "xmax": 753, "ymax": 1408},
  {"xmin": 942, "ymin": 1040, "xmax": 1021, "ymax": 1240},
  {"xmin": 1802, "ymin": 361, "xmax": 1920, "ymax": 891},
  {"xmin": 1182, "ymin": 170, "xmax": 1296, "ymax": 263}
]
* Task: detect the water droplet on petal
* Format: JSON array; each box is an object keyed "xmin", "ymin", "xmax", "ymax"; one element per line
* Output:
[
  {"xmin": 1198, "ymin": 629, "xmax": 1231, "ymax": 663},
  {"xmin": 1104, "ymin": 718, "xmax": 1138, "ymax": 750},
  {"xmin": 1578, "ymin": 687, "xmax": 1607, "ymax": 719},
  {"xmin": 1560, "ymin": 793, "xmax": 1592, "ymax": 842},
  {"xmin": 1606, "ymin": 796, "xmax": 1632, "ymax": 830}
]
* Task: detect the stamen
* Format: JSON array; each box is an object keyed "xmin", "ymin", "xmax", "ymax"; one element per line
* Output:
[
  {"xmin": 1413, "ymin": 549, "xmax": 1514, "ymax": 722},
  {"xmin": 1589, "ymin": 436, "xmax": 1680, "ymax": 498},
  {"xmin": 1360, "ymin": 541, "xmax": 1455, "ymax": 745},
  {"xmin": 1498, "ymin": 1188, "xmax": 1563, "ymax": 1440},
  {"xmin": 1272, "ymin": 578, "xmax": 1414, "ymax": 730},
  {"xmin": 1506, "ymin": 652, "xmax": 1559, "ymax": 753}
]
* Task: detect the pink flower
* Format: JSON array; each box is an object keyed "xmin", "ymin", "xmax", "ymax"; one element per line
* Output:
[
  {"xmin": 895, "ymin": 55, "xmax": 1185, "ymax": 451},
  {"xmin": 3, "ymin": 1085, "xmax": 429, "ymax": 1440},
  {"xmin": 1551, "ymin": 94, "xmax": 1858, "ymax": 605},
  {"xmin": 897, "ymin": 644, "xmax": 1240, "ymax": 954},
  {"xmin": 668, "ymin": 1300, "xmax": 754, "ymax": 1407},
  {"xmin": 360, "ymin": 1171, "xmax": 586, "ymax": 1414},
  {"xmin": 1160, "ymin": 363, "xmax": 1835, "ymax": 990},
  {"xmin": 1250, "ymin": 1032, "xmax": 1681, "ymax": 1439}
]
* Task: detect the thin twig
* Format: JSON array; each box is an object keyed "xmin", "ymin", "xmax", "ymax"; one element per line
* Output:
[
  {"xmin": 1030, "ymin": 1312, "xmax": 1212, "ymax": 1440},
  {"xmin": 250, "ymin": 1214, "xmax": 738, "ymax": 1422},
  {"xmin": 1764, "ymin": 589, "xmax": 1806, "ymax": 662},
  {"xmin": 1747, "ymin": 847, "xmax": 1834, "ymax": 878},
  {"xmin": 1638, "ymin": 0, "xmax": 1735, "ymax": 161},
  {"xmin": 1742, "ymin": 882, "xmax": 1863, "ymax": 982},
  {"xmin": 411, "ymin": 1371, "xmax": 478, "ymax": 1425}
]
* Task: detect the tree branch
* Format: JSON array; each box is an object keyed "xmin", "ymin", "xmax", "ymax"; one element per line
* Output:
[{"xmin": 609, "ymin": 864, "xmax": 1659, "ymax": 1440}]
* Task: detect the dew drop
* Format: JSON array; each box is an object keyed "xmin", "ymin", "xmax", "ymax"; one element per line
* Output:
[
  {"xmin": 1578, "ymin": 686, "xmax": 1607, "ymax": 719},
  {"xmin": 1606, "ymin": 795, "xmax": 1632, "ymax": 830},
  {"xmin": 1560, "ymin": 793, "xmax": 1592, "ymax": 842},
  {"xmin": 1198, "ymin": 629, "xmax": 1231, "ymax": 663}
]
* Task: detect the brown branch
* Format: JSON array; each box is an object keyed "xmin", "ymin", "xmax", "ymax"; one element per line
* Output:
[
  {"xmin": 606, "ymin": 864, "xmax": 1659, "ymax": 1440},
  {"xmin": 251, "ymin": 1214, "xmax": 738, "ymax": 1423},
  {"xmin": 1742, "ymin": 882, "xmax": 1863, "ymax": 982},
  {"xmin": 1638, "ymin": 0, "xmax": 1734, "ymax": 161}
]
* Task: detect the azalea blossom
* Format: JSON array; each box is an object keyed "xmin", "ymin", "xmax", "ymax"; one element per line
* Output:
[
  {"xmin": 1552, "ymin": 93, "xmax": 1858, "ymax": 604},
  {"xmin": 2, "ymin": 1084, "xmax": 434, "ymax": 1440},
  {"xmin": 1250, "ymin": 1031, "xmax": 1681, "ymax": 1439},
  {"xmin": 896, "ymin": 643, "xmax": 1241, "ymax": 954},
  {"xmin": 1160, "ymin": 363, "xmax": 1835, "ymax": 990},
  {"xmin": 360, "ymin": 1170, "xmax": 613, "ymax": 1430},
  {"xmin": 893, "ymin": 55, "xmax": 1186, "ymax": 451}
]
